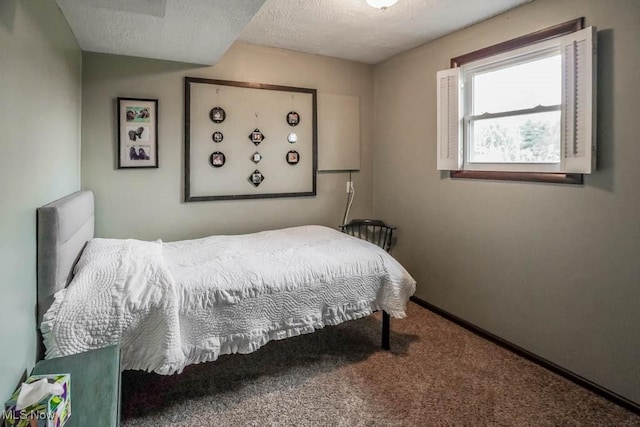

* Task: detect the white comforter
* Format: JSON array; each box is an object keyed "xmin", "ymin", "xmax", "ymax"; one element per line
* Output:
[{"xmin": 42, "ymin": 225, "xmax": 416, "ymax": 374}]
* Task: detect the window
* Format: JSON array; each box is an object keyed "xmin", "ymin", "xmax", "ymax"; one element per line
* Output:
[{"xmin": 437, "ymin": 20, "xmax": 597, "ymax": 182}]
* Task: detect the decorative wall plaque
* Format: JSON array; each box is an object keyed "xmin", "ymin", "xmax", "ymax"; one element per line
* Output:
[
  {"xmin": 251, "ymin": 152, "xmax": 262, "ymax": 164},
  {"xmin": 287, "ymin": 132, "xmax": 297, "ymax": 143}
]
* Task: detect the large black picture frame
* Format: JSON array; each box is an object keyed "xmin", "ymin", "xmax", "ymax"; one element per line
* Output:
[
  {"xmin": 184, "ymin": 77, "xmax": 317, "ymax": 202},
  {"xmin": 117, "ymin": 97, "xmax": 159, "ymax": 169}
]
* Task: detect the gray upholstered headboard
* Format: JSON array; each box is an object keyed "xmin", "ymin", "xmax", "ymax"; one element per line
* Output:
[{"xmin": 37, "ymin": 190, "xmax": 95, "ymax": 328}]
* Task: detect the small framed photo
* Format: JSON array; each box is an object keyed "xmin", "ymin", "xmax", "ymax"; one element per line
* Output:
[
  {"xmin": 287, "ymin": 132, "xmax": 297, "ymax": 143},
  {"xmin": 286, "ymin": 150, "xmax": 300, "ymax": 165},
  {"xmin": 248, "ymin": 169, "xmax": 265, "ymax": 187},
  {"xmin": 212, "ymin": 131, "xmax": 224, "ymax": 143},
  {"xmin": 118, "ymin": 97, "xmax": 158, "ymax": 169},
  {"xmin": 287, "ymin": 111, "xmax": 300, "ymax": 126},
  {"xmin": 210, "ymin": 107, "xmax": 226, "ymax": 123},
  {"xmin": 251, "ymin": 152, "xmax": 262, "ymax": 164},
  {"xmin": 209, "ymin": 151, "xmax": 226, "ymax": 168},
  {"xmin": 249, "ymin": 128, "xmax": 265, "ymax": 146}
]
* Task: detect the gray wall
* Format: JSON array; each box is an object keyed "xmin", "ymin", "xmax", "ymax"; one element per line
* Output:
[
  {"xmin": 5, "ymin": 0, "xmax": 635, "ymax": 408},
  {"xmin": 373, "ymin": 0, "xmax": 640, "ymax": 405},
  {"xmin": 81, "ymin": 44, "xmax": 374, "ymax": 241},
  {"xmin": 0, "ymin": 0, "xmax": 81, "ymax": 401}
]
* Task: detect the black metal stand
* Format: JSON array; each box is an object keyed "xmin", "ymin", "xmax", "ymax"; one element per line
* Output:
[{"xmin": 382, "ymin": 311, "xmax": 390, "ymax": 350}]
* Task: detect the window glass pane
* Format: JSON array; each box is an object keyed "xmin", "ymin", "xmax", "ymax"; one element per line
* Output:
[
  {"xmin": 469, "ymin": 111, "xmax": 561, "ymax": 163},
  {"xmin": 472, "ymin": 54, "xmax": 561, "ymax": 114}
]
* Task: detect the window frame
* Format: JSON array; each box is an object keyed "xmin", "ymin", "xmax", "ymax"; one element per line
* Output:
[{"xmin": 449, "ymin": 18, "xmax": 584, "ymax": 185}]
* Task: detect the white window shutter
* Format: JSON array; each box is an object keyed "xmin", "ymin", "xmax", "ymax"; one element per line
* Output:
[
  {"xmin": 436, "ymin": 68, "xmax": 462, "ymax": 170},
  {"xmin": 562, "ymin": 26, "xmax": 597, "ymax": 174}
]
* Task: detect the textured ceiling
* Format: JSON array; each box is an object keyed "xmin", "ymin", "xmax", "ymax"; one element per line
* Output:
[
  {"xmin": 56, "ymin": 0, "xmax": 266, "ymax": 65},
  {"xmin": 239, "ymin": 0, "xmax": 532, "ymax": 64},
  {"xmin": 56, "ymin": 0, "xmax": 532, "ymax": 66}
]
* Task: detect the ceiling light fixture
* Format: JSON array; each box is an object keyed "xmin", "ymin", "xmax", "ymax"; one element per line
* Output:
[{"xmin": 366, "ymin": 0, "xmax": 398, "ymax": 10}]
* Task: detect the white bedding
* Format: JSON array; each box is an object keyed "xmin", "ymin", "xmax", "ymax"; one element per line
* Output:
[{"xmin": 42, "ymin": 225, "xmax": 416, "ymax": 374}]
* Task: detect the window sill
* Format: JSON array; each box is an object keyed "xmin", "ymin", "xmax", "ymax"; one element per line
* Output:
[{"xmin": 450, "ymin": 170, "xmax": 583, "ymax": 185}]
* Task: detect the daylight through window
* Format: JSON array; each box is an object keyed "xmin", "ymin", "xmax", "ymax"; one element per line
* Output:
[
  {"xmin": 436, "ymin": 21, "xmax": 597, "ymax": 177},
  {"xmin": 468, "ymin": 52, "xmax": 561, "ymax": 164}
]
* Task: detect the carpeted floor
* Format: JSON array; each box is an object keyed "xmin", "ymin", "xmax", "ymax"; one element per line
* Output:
[{"xmin": 121, "ymin": 302, "xmax": 639, "ymax": 426}]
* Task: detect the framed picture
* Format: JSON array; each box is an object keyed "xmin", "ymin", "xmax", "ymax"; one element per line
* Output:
[
  {"xmin": 117, "ymin": 97, "xmax": 158, "ymax": 169},
  {"xmin": 286, "ymin": 150, "xmax": 300, "ymax": 165},
  {"xmin": 287, "ymin": 111, "xmax": 300, "ymax": 126},
  {"xmin": 184, "ymin": 77, "xmax": 317, "ymax": 202},
  {"xmin": 212, "ymin": 131, "xmax": 224, "ymax": 143},
  {"xmin": 209, "ymin": 151, "xmax": 226, "ymax": 167},
  {"xmin": 249, "ymin": 128, "xmax": 265, "ymax": 145},
  {"xmin": 209, "ymin": 107, "xmax": 226, "ymax": 123},
  {"xmin": 248, "ymin": 169, "xmax": 265, "ymax": 187}
]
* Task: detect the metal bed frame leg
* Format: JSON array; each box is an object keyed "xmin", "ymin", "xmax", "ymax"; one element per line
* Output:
[
  {"xmin": 339, "ymin": 220, "xmax": 396, "ymax": 351},
  {"xmin": 382, "ymin": 311, "xmax": 390, "ymax": 350}
]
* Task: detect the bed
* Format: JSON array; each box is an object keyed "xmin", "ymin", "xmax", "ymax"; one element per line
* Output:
[{"xmin": 37, "ymin": 191, "xmax": 416, "ymax": 374}]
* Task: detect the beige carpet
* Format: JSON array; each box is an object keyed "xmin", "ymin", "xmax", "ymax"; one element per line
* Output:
[{"xmin": 121, "ymin": 302, "xmax": 639, "ymax": 426}]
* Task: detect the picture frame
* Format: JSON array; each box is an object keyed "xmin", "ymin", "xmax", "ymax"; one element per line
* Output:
[
  {"xmin": 210, "ymin": 107, "xmax": 226, "ymax": 123},
  {"xmin": 117, "ymin": 97, "xmax": 158, "ymax": 169},
  {"xmin": 287, "ymin": 111, "xmax": 300, "ymax": 126},
  {"xmin": 212, "ymin": 131, "xmax": 224, "ymax": 143},
  {"xmin": 286, "ymin": 150, "xmax": 300, "ymax": 165},
  {"xmin": 249, "ymin": 169, "xmax": 265, "ymax": 187},
  {"xmin": 184, "ymin": 77, "xmax": 317, "ymax": 202},
  {"xmin": 209, "ymin": 151, "xmax": 226, "ymax": 167},
  {"xmin": 249, "ymin": 128, "xmax": 265, "ymax": 145}
]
